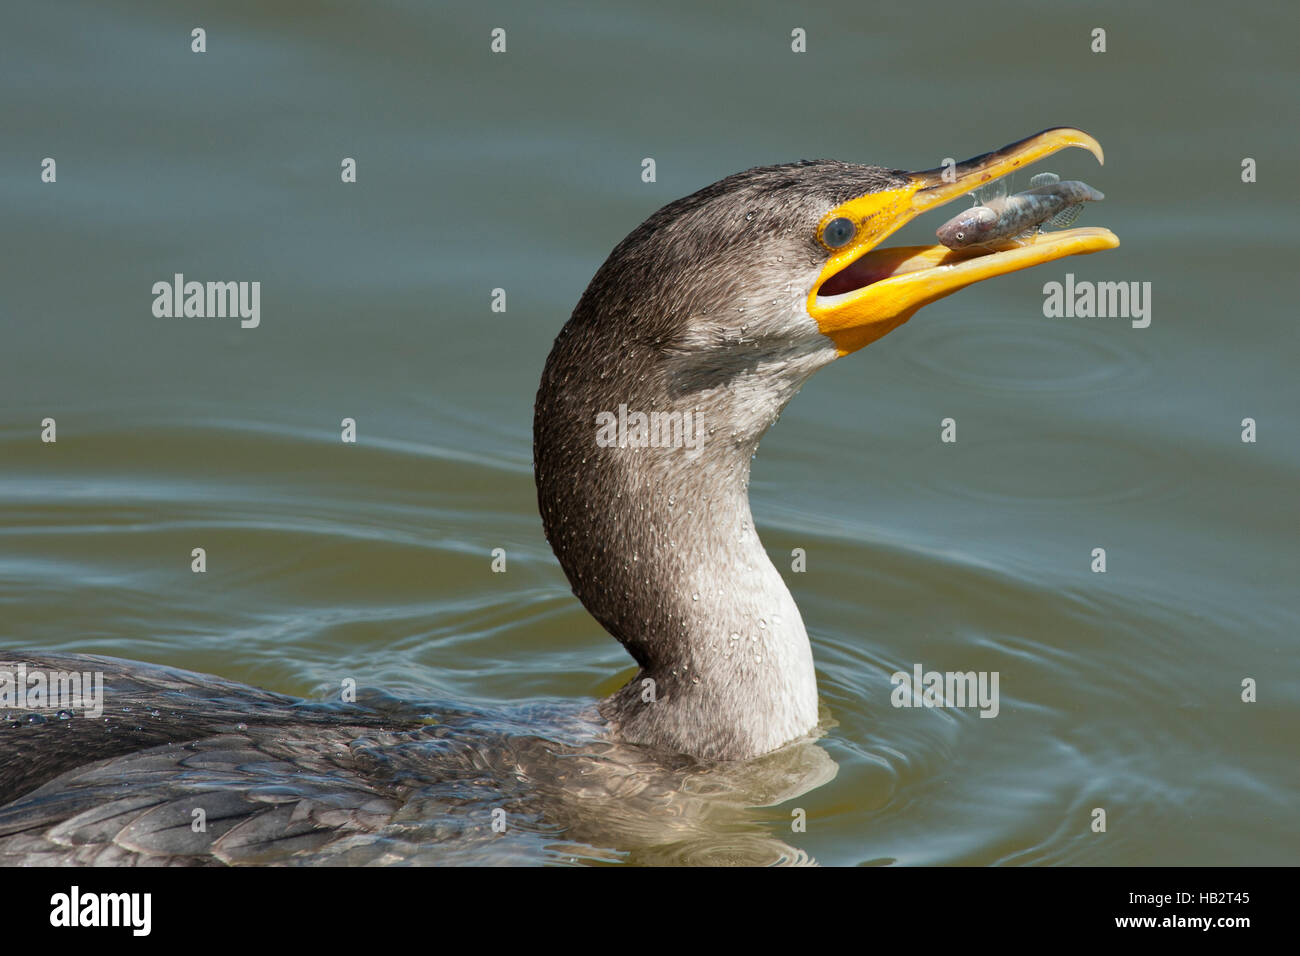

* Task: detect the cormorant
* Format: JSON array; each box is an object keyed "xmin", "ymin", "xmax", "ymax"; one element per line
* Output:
[{"xmin": 0, "ymin": 129, "xmax": 1117, "ymax": 864}]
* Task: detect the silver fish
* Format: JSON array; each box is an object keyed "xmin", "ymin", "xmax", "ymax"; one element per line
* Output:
[{"xmin": 936, "ymin": 172, "xmax": 1104, "ymax": 250}]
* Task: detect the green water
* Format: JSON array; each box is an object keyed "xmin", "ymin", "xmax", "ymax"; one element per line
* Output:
[{"xmin": 2, "ymin": 0, "xmax": 1296, "ymax": 864}]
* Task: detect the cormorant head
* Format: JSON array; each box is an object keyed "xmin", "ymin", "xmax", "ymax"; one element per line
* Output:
[{"xmin": 565, "ymin": 127, "xmax": 1117, "ymax": 395}]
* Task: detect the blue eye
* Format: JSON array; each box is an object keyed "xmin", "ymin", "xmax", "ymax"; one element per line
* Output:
[{"xmin": 821, "ymin": 217, "xmax": 855, "ymax": 248}]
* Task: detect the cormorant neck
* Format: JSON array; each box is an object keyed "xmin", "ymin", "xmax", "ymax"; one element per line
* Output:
[
  {"xmin": 536, "ymin": 329, "xmax": 833, "ymax": 761},
  {"xmin": 598, "ymin": 449, "xmax": 819, "ymax": 762}
]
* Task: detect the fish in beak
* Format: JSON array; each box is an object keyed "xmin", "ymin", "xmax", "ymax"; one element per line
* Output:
[{"xmin": 808, "ymin": 127, "xmax": 1120, "ymax": 355}]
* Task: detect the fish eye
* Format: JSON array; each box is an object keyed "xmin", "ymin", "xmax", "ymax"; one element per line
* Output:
[
  {"xmin": 821, "ymin": 217, "xmax": 855, "ymax": 249},
  {"xmin": 955, "ymin": 231, "xmax": 965, "ymax": 240}
]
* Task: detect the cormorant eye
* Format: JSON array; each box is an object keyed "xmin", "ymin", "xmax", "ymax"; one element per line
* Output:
[{"xmin": 821, "ymin": 217, "xmax": 855, "ymax": 249}]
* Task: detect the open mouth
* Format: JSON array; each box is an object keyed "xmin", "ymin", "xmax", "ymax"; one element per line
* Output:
[{"xmin": 807, "ymin": 128, "xmax": 1120, "ymax": 355}]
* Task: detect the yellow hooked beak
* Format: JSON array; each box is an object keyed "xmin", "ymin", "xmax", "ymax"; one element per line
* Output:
[{"xmin": 809, "ymin": 127, "xmax": 1120, "ymax": 355}]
